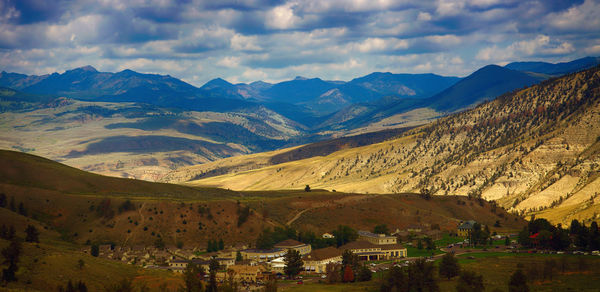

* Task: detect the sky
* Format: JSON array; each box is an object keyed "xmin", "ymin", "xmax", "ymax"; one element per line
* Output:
[{"xmin": 1, "ymin": 0, "xmax": 599, "ymax": 86}]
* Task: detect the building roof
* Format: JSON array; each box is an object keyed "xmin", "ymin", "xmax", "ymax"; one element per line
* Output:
[
  {"xmin": 228, "ymin": 265, "xmax": 262, "ymax": 274},
  {"xmin": 303, "ymin": 247, "xmax": 341, "ymax": 261},
  {"xmin": 241, "ymin": 248, "xmax": 283, "ymax": 254},
  {"xmin": 274, "ymin": 239, "xmax": 306, "ymax": 248},
  {"xmin": 458, "ymin": 220, "xmax": 477, "ymax": 229},
  {"xmin": 340, "ymin": 240, "xmax": 405, "ymax": 251},
  {"xmin": 379, "ymin": 244, "xmax": 406, "ymax": 251},
  {"xmin": 340, "ymin": 240, "xmax": 380, "ymax": 250}
]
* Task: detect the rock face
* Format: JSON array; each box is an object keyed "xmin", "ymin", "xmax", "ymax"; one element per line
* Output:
[{"xmin": 184, "ymin": 66, "xmax": 600, "ymax": 225}]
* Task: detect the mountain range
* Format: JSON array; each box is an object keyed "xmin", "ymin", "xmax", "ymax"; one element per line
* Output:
[
  {"xmin": 1, "ymin": 57, "xmax": 599, "ymax": 181},
  {"xmin": 174, "ymin": 64, "xmax": 600, "ymax": 226}
]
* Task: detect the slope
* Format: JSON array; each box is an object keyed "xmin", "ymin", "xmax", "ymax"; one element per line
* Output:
[{"xmin": 185, "ymin": 66, "xmax": 600, "ymax": 225}]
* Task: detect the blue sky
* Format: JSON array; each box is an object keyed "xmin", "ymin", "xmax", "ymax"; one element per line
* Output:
[{"xmin": 1, "ymin": 0, "xmax": 599, "ymax": 86}]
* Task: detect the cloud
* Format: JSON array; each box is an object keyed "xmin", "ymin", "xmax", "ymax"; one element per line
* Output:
[{"xmin": 0, "ymin": 0, "xmax": 596, "ymax": 86}]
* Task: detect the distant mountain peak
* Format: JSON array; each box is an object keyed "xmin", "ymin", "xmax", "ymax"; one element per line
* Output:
[
  {"xmin": 74, "ymin": 65, "xmax": 98, "ymax": 73},
  {"xmin": 294, "ymin": 76, "xmax": 309, "ymax": 80},
  {"xmin": 203, "ymin": 77, "xmax": 234, "ymax": 88}
]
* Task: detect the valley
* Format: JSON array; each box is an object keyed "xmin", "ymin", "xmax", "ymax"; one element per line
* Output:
[{"xmin": 179, "ymin": 66, "xmax": 600, "ymax": 226}]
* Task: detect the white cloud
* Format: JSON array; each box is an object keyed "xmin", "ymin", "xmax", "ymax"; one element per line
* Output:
[
  {"xmin": 476, "ymin": 35, "xmax": 575, "ymax": 61},
  {"xmin": 417, "ymin": 12, "xmax": 432, "ymax": 21},
  {"xmin": 217, "ymin": 56, "xmax": 241, "ymax": 68},
  {"xmin": 265, "ymin": 4, "xmax": 300, "ymax": 29},
  {"xmin": 230, "ymin": 34, "xmax": 262, "ymax": 51},
  {"xmin": 354, "ymin": 37, "xmax": 409, "ymax": 53}
]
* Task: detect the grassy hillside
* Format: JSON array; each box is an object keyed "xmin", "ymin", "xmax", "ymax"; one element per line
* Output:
[
  {"xmin": 0, "ymin": 150, "xmax": 523, "ymax": 248},
  {"xmin": 184, "ymin": 66, "xmax": 600, "ymax": 226}
]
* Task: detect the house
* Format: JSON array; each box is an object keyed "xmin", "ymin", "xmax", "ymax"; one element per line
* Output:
[
  {"xmin": 302, "ymin": 247, "xmax": 342, "ymax": 273},
  {"xmin": 270, "ymin": 257, "xmax": 286, "ymax": 273},
  {"xmin": 406, "ymin": 225, "xmax": 423, "ymax": 233},
  {"xmin": 340, "ymin": 241, "xmax": 407, "ymax": 261},
  {"xmin": 457, "ymin": 220, "xmax": 477, "ymax": 237},
  {"xmin": 358, "ymin": 230, "xmax": 397, "ymax": 245},
  {"xmin": 322, "ymin": 233, "xmax": 335, "ymax": 239},
  {"xmin": 274, "ymin": 239, "xmax": 312, "ymax": 256},
  {"xmin": 239, "ymin": 248, "xmax": 286, "ymax": 262},
  {"xmin": 168, "ymin": 257, "xmax": 234, "ymax": 273},
  {"xmin": 221, "ymin": 265, "xmax": 267, "ymax": 283}
]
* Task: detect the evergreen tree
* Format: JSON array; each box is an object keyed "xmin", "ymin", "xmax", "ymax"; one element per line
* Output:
[
  {"xmin": 374, "ymin": 224, "xmax": 389, "ymax": 235},
  {"xmin": 25, "ymin": 225, "xmax": 39, "ymax": 243},
  {"xmin": 508, "ymin": 269, "xmax": 529, "ymax": 292},
  {"xmin": 90, "ymin": 244, "xmax": 99, "ymax": 257},
  {"xmin": 235, "ymin": 250, "xmax": 243, "ymax": 262},
  {"xmin": 9, "ymin": 196, "xmax": 15, "ymax": 212},
  {"xmin": 407, "ymin": 258, "xmax": 439, "ymax": 292},
  {"xmin": 207, "ymin": 258, "xmax": 220, "ymax": 292},
  {"xmin": 284, "ymin": 249, "xmax": 303, "ymax": 279},
  {"xmin": 456, "ymin": 270, "xmax": 484, "ymax": 292},
  {"xmin": 1, "ymin": 237, "xmax": 21, "ymax": 283},
  {"xmin": 17, "ymin": 202, "xmax": 26, "ymax": 216},
  {"xmin": 357, "ymin": 264, "xmax": 372, "ymax": 282},
  {"xmin": 304, "ymin": 185, "xmax": 311, "ymax": 192},
  {"xmin": 183, "ymin": 263, "xmax": 204, "ymax": 292},
  {"xmin": 218, "ymin": 238, "xmax": 224, "ymax": 250},
  {"xmin": 0, "ymin": 193, "xmax": 6, "ymax": 208},
  {"xmin": 439, "ymin": 252, "xmax": 460, "ymax": 279}
]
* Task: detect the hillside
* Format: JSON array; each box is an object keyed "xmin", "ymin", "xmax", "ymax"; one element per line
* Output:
[
  {"xmin": 184, "ymin": 66, "xmax": 600, "ymax": 226},
  {"xmin": 0, "ymin": 149, "xmax": 523, "ymax": 248}
]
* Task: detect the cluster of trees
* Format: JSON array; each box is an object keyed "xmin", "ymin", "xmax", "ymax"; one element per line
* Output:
[
  {"xmin": 1, "ymin": 224, "xmax": 40, "ymax": 284},
  {"xmin": 324, "ymin": 250, "xmax": 372, "ymax": 284},
  {"xmin": 382, "ymin": 253, "xmax": 529, "ymax": 292},
  {"xmin": 255, "ymin": 225, "xmax": 359, "ymax": 250},
  {"xmin": 206, "ymin": 238, "xmax": 225, "ymax": 252},
  {"xmin": 518, "ymin": 218, "xmax": 600, "ymax": 251},
  {"xmin": 0, "ymin": 193, "xmax": 28, "ymax": 217},
  {"xmin": 236, "ymin": 205, "xmax": 250, "ymax": 227},
  {"xmin": 57, "ymin": 280, "xmax": 88, "ymax": 292},
  {"xmin": 467, "ymin": 223, "xmax": 491, "ymax": 246},
  {"xmin": 182, "ymin": 258, "xmax": 221, "ymax": 292}
]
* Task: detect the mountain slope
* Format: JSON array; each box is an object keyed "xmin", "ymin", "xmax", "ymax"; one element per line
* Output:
[
  {"xmin": 506, "ymin": 56, "xmax": 600, "ymax": 76},
  {"xmin": 184, "ymin": 66, "xmax": 600, "ymax": 225}
]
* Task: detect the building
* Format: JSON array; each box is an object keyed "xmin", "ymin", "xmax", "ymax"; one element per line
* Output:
[
  {"xmin": 270, "ymin": 257, "xmax": 286, "ymax": 273},
  {"xmin": 222, "ymin": 265, "xmax": 267, "ymax": 283},
  {"xmin": 302, "ymin": 247, "xmax": 342, "ymax": 273},
  {"xmin": 168, "ymin": 257, "xmax": 235, "ymax": 273},
  {"xmin": 240, "ymin": 248, "xmax": 286, "ymax": 262},
  {"xmin": 322, "ymin": 233, "xmax": 335, "ymax": 239},
  {"xmin": 358, "ymin": 230, "xmax": 397, "ymax": 245},
  {"xmin": 274, "ymin": 239, "xmax": 312, "ymax": 256},
  {"xmin": 457, "ymin": 220, "xmax": 477, "ymax": 237},
  {"xmin": 340, "ymin": 240, "xmax": 407, "ymax": 261}
]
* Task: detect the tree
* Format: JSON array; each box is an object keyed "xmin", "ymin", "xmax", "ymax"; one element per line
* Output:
[
  {"xmin": 25, "ymin": 225, "xmax": 39, "ymax": 243},
  {"xmin": 1, "ymin": 238, "xmax": 21, "ymax": 283},
  {"xmin": 357, "ymin": 264, "xmax": 372, "ymax": 282},
  {"xmin": 381, "ymin": 266, "xmax": 407, "ymax": 292},
  {"xmin": 325, "ymin": 263, "xmax": 342, "ymax": 283},
  {"xmin": 304, "ymin": 185, "xmax": 311, "ymax": 192},
  {"xmin": 284, "ymin": 249, "xmax": 303, "ymax": 279},
  {"xmin": 505, "ymin": 236, "xmax": 510, "ymax": 246},
  {"xmin": 332, "ymin": 225, "xmax": 358, "ymax": 247},
  {"xmin": 90, "ymin": 244, "xmax": 99, "ymax": 257},
  {"xmin": 9, "ymin": 196, "xmax": 15, "ymax": 212},
  {"xmin": 342, "ymin": 265, "xmax": 355, "ymax": 283},
  {"xmin": 439, "ymin": 252, "xmax": 460, "ymax": 280},
  {"xmin": 218, "ymin": 238, "xmax": 225, "ymax": 250},
  {"xmin": 456, "ymin": 270, "xmax": 484, "ymax": 292},
  {"xmin": 374, "ymin": 224, "xmax": 389, "ymax": 235},
  {"xmin": 237, "ymin": 205, "xmax": 250, "ymax": 227},
  {"xmin": 78, "ymin": 259, "xmax": 85, "ymax": 270},
  {"xmin": 183, "ymin": 263, "xmax": 205, "ymax": 292},
  {"xmin": 407, "ymin": 258, "xmax": 439, "ymax": 292},
  {"xmin": 207, "ymin": 258, "xmax": 220, "ymax": 292},
  {"xmin": 342, "ymin": 250, "xmax": 360, "ymax": 272},
  {"xmin": 235, "ymin": 250, "xmax": 243, "ymax": 263},
  {"xmin": 154, "ymin": 237, "xmax": 165, "ymax": 249},
  {"xmin": 0, "ymin": 193, "xmax": 6, "ymax": 208},
  {"xmin": 508, "ymin": 269, "xmax": 529, "ymax": 292}
]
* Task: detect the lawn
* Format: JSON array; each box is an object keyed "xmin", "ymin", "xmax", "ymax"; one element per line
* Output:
[{"xmin": 406, "ymin": 246, "xmax": 444, "ymax": 257}]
